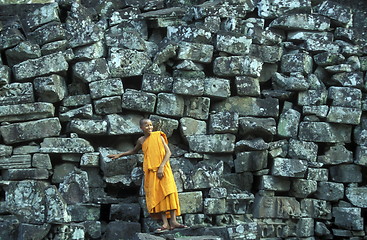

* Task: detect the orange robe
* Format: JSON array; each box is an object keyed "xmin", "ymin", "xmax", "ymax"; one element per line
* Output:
[{"xmin": 142, "ymin": 131, "xmax": 181, "ymax": 219}]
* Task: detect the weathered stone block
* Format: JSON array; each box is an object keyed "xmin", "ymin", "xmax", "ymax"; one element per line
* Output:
[
  {"xmin": 314, "ymin": 51, "xmax": 345, "ymax": 66},
  {"xmin": 302, "ymin": 105, "xmax": 329, "ymax": 118},
  {"xmin": 329, "ymin": 164, "xmax": 362, "ymax": 183},
  {"xmin": 59, "ymin": 104, "xmax": 94, "ymax": 122},
  {"xmin": 326, "ymin": 106, "xmax": 361, "ymax": 125},
  {"xmin": 32, "ymin": 153, "xmax": 52, "ymax": 169},
  {"xmin": 103, "ymin": 221, "xmax": 141, "ymax": 240},
  {"xmin": 67, "ymin": 204, "xmax": 100, "ymax": 222},
  {"xmin": 215, "ymin": 32, "xmax": 251, "ymax": 55},
  {"xmin": 212, "ymin": 97, "xmax": 279, "ymax": 117},
  {"xmin": 105, "ymin": 26, "xmax": 147, "ymax": 51},
  {"xmin": 209, "ymin": 187, "xmax": 227, "ymax": 199},
  {"xmin": 2, "ymin": 168, "xmax": 49, "ymax": 180},
  {"xmin": 0, "ymin": 144, "xmax": 12, "ymax": 157},
  {"xmin": 52, "ymin": 163, "xmax": 77, "ymax": 184},
  {"xmin": 259, "ymin": 175, "xmax": 290, "ymax": 191},
  {"xmin": 209, "ymin": 111, "xmax": 238, "ymax": 134},
  {"xmin": 235, "ymin": 76, "xmax": 260, "ymax": 97},
  {"xmin": 272, "ymin": 158, "xmax": 307, "ymax": 178},
  {"xmin": 272, "ymin": 72, "xmax": 309, "ymax": 91},
  {"xmin": 185, "ymin": 161, "xmax": 222, "ymax": 190},
  {"xmin": 290, "ymin": 179, "xmax": 317, "ymax": 198},
  {"xmin": 281, "ymin": 52, "xmax": 313, "ymax": 74},
  {"xmin": 110, "ymin": 203, "xmax": 141, "ymax": 221},
  {"xmin": 304, "ymin": 39, "xmax": 340, "ymax": 53},
  {"xmin": 107, "ymin": 113, "xmax": 143, "ymax": 135},
  {"xmin": 346, "ymin": 187, "xmax": 367, "ymax": 208},
  {"xmin": 239, "ymin": 117, "xmax": 276, "ymax": 141},
  {"xmin": 184, "ymin": 96, "xmax": 210, "ymax": 120},
  {"xmin": 270, "ymin": 13, "xmax": 330, "ymax": 31},
  {"xmin": 27, "ymin": 22, "xmax": 66, "ymax": 46},
  {"xmin": 89, "ymin": 78, "xmax": 123, "ymax": 99},
  {"xmin": 178, "ymin": 191, "xmax": 203, "ymax": 214},
  {"xmin": 318, "ymin": 144, "xmax": 353, "ymax": 165},
  {"xmin": 288, "ymin": 139, "xmax": 318, "ymax": 162},
  {"xmin": 62, "ymin": 95, "xmax": 91, "ymax": 107},
  {"xmin": 179, "ymin": 117, "xmax": 207, "ymax": 140},
  {"xmin": 333, "ymin": 207, "xmax": 363, "ymax": 231},
  {"xmin": 203, "ymin": 77, "xmax": 231, "ymax": 99},
  {"xmin": 213, "ymin": 56, "xmax": 263, "ymax": 77},
  {"xmin": 122, "ymin": 89, "xmax": 156, "ymax": 113},
  {"xmin": 141, "ymin": 74, "xmax": 173, "ymax": 93},
  {"xmin": 331, "ymin": 71, "xmax": 364, "ymax": 87},
  {"xmin": 40, "ymin": 137, "xmax": 94, "ymax": 153},
  {"xmin": 0, "ymin": 102, "xmax": 54, "ymax": 122},
  {"xmin": 13, "ymin": 52, "xmax": 68, "ymax": 81},
  {"xmin": 0, "ymin": 154, "xmax": 31, "ymax": 169},
  {"xmin": 149, "ymin": 115, "xmax": 179, "ymax": 137},
  {"xmin": 298, "ymin": 122, "xmax": 352, "ymax": 143},
  {"xmin": 277, "ymin": 109, "xmax": 301, "ymax": 138},
  {"xmin": 156, "ymin": 93, "xmax": 184, "ymax": 117},
  {"xmin": 177, "ymin": 41, "xmax": 213, "ymax": 63},
  {"xmin": 173, "ymin": 77, "xmax": 204, "ymax": 96},
  {"xmin": 193, "ymin": 1, "xmax": 255, "ymax": 18},
  {"xmin": 314, "ymin": 181, "xmax": 344, "ymax": 201},
  {"xmin": 307, "ymin": 168, "xmax": 328, "ymax": 181},
  {"xmin": 288, "ymin": 31, "xmax": 333, "ymax": 43},
  {"xmin": 99, "ymin": 147, "xmax": 139, "ymax": 177},
  {"xmin": 187, "ymin": 134, "xmax": 235, "ymax": 153},
  {"xmin": 80, "ymin": 152, "xmax": 99, "ymax": 167},
  {"xmin": 204, "ymin": 198, "xmax": 226, "ymax": 215},
  {"xmin": 298, "ymin": 89, "xmax": 328, "ymax": 106},
  {"xmin": 167, "ymin": 25, "xmax": 213, "ymax": 44},
  {"xmin": 59, "ymin": 169, "xmax": 89, "ymax": 204},
  {"xmin": 68, "ymin": 119, "xmax": 108, "ymax": 135},
  {"xmin": 73, "ymin": 58, "xmax": 110, "ymax": 83},
  {"xmin": 355, "ymin": 146, "xmax": 367, "ymax": 166},
  {"xmin": 108, "ymin": 48, "xmax": 151, "ymax": 77},
  {"xmin": 73, "ymin": 41, "xmax": 106, "ymax": 60},
  {"xmin": 17, "ymin": 223, "xmax": 51, "ymax": 240},
  {"xmin": 234, "ymin": 150, "xmax": 268, "ymax": 172},
  {"xmin": 300, "ymin": 198, "xmax": 332, "ymax": 219},
  {"xmin": 0, "ymin": 28, "xmax": 25, "ymax": 50},
  {"xmin": 250, "ymin": 44, "xmax": 283, "ymax": 63},
  {"xmin": 34, "ymin": 74, "xmax": 67, "ymax": 103},
  {"xmin": 0, "ymin": 65, "xmax": 10, "ymax": 87},
  {"xmin": 296, "ymin": 218, "xmax": 314, "ymax": 238},
  {"xmin": 5, "ymin": 41, "xmax": 41, "ymax": 66},
  {"xmin": 0, "ymin": 118, "xmax": 61, "ymax": 144},
  {"xmin": 253, "ymin": 194, "xmax": 301, "ymax": 218},
  {"xmin": 94, "ymin": 96, "xmax": 122, "ymax": 115},
  {"xmin": 257, "ymin": 0, "xmax": 311, "ymax": 18},
  {"xmin": 314, "ymin": 0, "xmax": 353, "ymax": 26},
  {"xmin": 235, "ymin": 139, "xmax": 268, "ymax": 152}
]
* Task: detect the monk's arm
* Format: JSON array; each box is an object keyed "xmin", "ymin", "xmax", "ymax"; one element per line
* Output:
[
  {"xmin": 157, "ymin": 135, "xmax": 172, "ymax": 179},
  {"xmin": 107, "ymin": 140, "xmax": 142, "ymax": 159}
]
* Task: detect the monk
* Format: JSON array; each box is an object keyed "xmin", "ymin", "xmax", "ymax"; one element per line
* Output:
[{"xmin": 107, "ymin": 118, "xmax": 186, "ymax": 232}]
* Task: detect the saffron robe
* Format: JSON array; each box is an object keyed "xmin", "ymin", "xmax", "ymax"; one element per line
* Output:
[{"xmin": 142, "ymin": 131, "xmax": 181, "ymax": 218}]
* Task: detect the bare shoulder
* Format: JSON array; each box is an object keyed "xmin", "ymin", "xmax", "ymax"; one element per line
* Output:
[{"xmin": 137, "ymin": 136, "xmax": 145, "ymax": 145}]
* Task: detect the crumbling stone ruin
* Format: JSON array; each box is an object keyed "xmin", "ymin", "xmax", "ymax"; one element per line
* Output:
[{"xmin": 1, "ymin": 0, "xmax": 367, "ymax": 239}]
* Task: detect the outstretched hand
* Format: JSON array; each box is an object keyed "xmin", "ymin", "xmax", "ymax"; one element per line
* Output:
[{"xmin": 107, "ymin": 154, "xmax": 119, "ymax": 159}]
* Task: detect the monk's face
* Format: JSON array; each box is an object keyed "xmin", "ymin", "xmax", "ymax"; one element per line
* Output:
[{"xmin": 140, "ymin": 119, "xmax": 153, "ymax": 135}]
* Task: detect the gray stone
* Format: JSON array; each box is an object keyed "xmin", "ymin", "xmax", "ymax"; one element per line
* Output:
[
  {"xmin": 2, "ymin": 168, "xmax": 49, "ymax": 180},
  {"xmin": 34, "ymin": 74, "xmax": 67, "ymax": 103},
  {"xmin": 209, "ymin": 111, "xmax": 238, "ymax": 134},
  {"xmin": 179, "ymin": 117, "xmax": 207, "ymax": 140},
  {"xmin": 73, "ymin": 58, "xmax": 110, "ymax": 83},
  {"xmin": 355, "ymin": 146, "xmax": 367, "ymax": 166},
  {"xmin": 122, "ymin": 89, "xmax": 156, "ymax": 113},
  {"xmin": 234, "ymin": 150, "xmax": 267, "ymax": 172},
  {"xmin": 272, "ymin": 72, "xmax": 309, "ymax": 91},
  {"xmin": 235, "ymin": 138, "xmax": 268, "ymax": 151},
  {"xmin": 268, "ymin": 140, "xmax": 288, "ymax": 158},
  {"xmin": 80, "ymin": 152, "xmax": 99, "ymax": 167},
  {"xmin": 5, "ymin": 41, "xmax": 41, "ymax": 66},
  {"xmin": 257, "ymin": 0, "xmax": 311, "ymax": 18},
  {"xmin": 24, "ymin": 3, "xmax": 60, "ymax": 31},
  {"xmin": 156, "ymin": 93, "xmax": 184, "ymax": 117},
  {"xmin": 302, "ymin": 105, "xmax": 329, "ymax": 118},
  {"xmin": 307, "ymin": 168, "xmax": 328, "ymax": 181},
  {"xmin": 167, "ymin": 25, "xmax": 213, "ymax": 44},
  {"xmin": 0, "ymin": 144, "xmax": 12, "ymax": 157},
  {"xmin": 246, "ymin": 28, "xmax": 283, "ymax": 46},
  {"xmin": 298, "ymin": 122, "xmax": 352, "ymax": 143},
  {"xmin": 328, "ymin": 86, "xmax": 362, "ymax": 108},
  {"xmin": 62, "ymin": 94, "xmax": 91, "ymax": 107},
  {"xmin": 51, "ymin": 224, "xmax": 85, "ymax": 239},
  {"xmin": 40, "ymin": 137, "xmax": 94, "ymax": 153},
  {"xmin": 204, "ymin": 198, "xmax": 226, "ymax": 215},
  {"xmin": 13, "ymin": 52, "xmax": 68, "ymax": 81},
  {"xmin": 13, "ymin": 144, "xmax": 39, "ymax": 155},
  {"xmin": 314, "ymin": 181, "xmax": 344, "ymax": 201},
  {"xmin": 333, "ymin": 207, "xmax": 363, "ymax": 231},
  {"xmin": 27, "ymin": 22, "xmax": 66, "ymax": 46},
  {"xmin": 239, "ymin": 117, "xmax": 276, "ymax": 141},
  {"xmin": 99, "ymin": 147, "xmax": 139, "ymax": 177},
  {"xmin": 250, "ymin": 44, "xmax": 283, "ymax": 63},
  {"xmin": 103, "ymin": 221, "xmax": 141, "ymax": 240},
  {"xmin": 108, "ymin": 48, "xmax": 151, "ymax": 77},
  {"xmin": 185, "ymin": 161, "xmax": 223, "ymax": 190},
  {"xmin": 172, "ymin": 77, "xmax": 204, "ymax": 96},
  {"xmin": 203, "ymin": 77, "xmax": 231, "ymax": 99},
  {"xmin": 110, "ymin": 203, "xmax": 141, "ymax": 221},
  {"xmin": 67, "ymin": 204, "xmax": 100, "ymax": 222},
  {"xmin": 288, "ymin": 139, "xmax": 318, "ymax": 162},
  {"xmin": 300, "ymin": 198, "xmax": 332, "ymax": 219},
  {"xmin": 141, "ymin": 74, "xmax": 173, "ymax": 93},
  {"xmin": 314, "ymin": 52, "xmax": 345, "ymax": 66},
  {"xmin": 329, "ymin": 164, "xmax": 362, "ymax": 183},
  {"xmin": 17, "ymin": 223, "xmax": 51, "ymax": 240},
  {"xmin": 0, "ymin": 102, "xmax": 54, "ymax": 122},
  {"xmin": 203, "ymin": 15, "xmax": 221, "ymax": 33},
  {"xmin": 315, "ymin": 221, "xmax": 331, "ymax": 237},
  {"xmin": 0, "ymin": 28, "xmax": 25, "ymax": 50},
  {"xmin": 107, "ymin": 113, "xmax": 143, "ymax": 135},
  {"xmin": 325, "ymin": 64, "xmax": 353, "ymax": 73},
  {"xmin": 253, "ymin": 194, "xmax": 301, "ymax": 218},
  {"xmin": 89, "ymin": 78, "xmax": 124, "ymax": 99},
  {"xmin": 346, "ymin": 187, "xmax": 367, "ymax": 208},
  {"xmin": 59, "ymin": 169, "xmax": 89, "ymax": 204},
  {"xmin": 83, "ymin": 221, "xmax": 102, "ymax": 239},
  {"xmin": 215, "ymin": 32, "xmax": 251, "ymax": 55},
  {"xmin": 281, "ymin": 52, "xmax": 313, "ymax": 74},
  {"xmin": 0, "ymin": 154, "xmax": 31, "ymax": 169},
  {"xmin": 298, "ymin": 89, "xmax": 328, "ymax": 106},
  {"xmin": 277, "ymin": 109, "xmax": 301, "ymax": 138},
  {"xmin": 259, "ymin": 175, "xmax": 290, "ymax": 191},
  {"xmin": 288, "ymin": 31, "xmax": 333, "ymax": 42},
  {"xmin": 314, "ymin": 0, "xmax": 353, "ymax": 26},
  {"xmin": 304, "ymin": 39, "xmax": 340, "ymax": 53},
  {"xmin": 212, "ymin": 97, "xmax": 279, "ymax": 117},
  {"xmin": 33, "ymin": 153, "xmax": 52, "ymax": 169},
  {"xmin": 270, "ymin": 13, "xmax": 330, "ymax": 31},
  {"xmin": 318, "ymin": 144, "xmax": 353, "ymax": 165},
  {"xmin": 209, "ymin": 187, "xmax": 227, "ymax": 199},
  {"xmin": 235, "ymin": 76, "xmax": 260, "ymax": 97},
  {"xmin": 149, "ymin": 115, "xmax": 179, "ymax": 137},
  {"xmin": 213, "ymin": 55, "xmax": 263, "ymax": 77},
  {"xmin": 177, "ymin": 41, "xmax": 213, "ymax": 63},
  {"xmin": 59, "ymin": 104, "xmax": 94, "ymax": 121},
  {"xmin": 178, "ymin": 191, "xmax": 203, "ymax": 214},
  {"xmin": 73, "ymin": 41, "xmax": 106, "ymax": 60},
  {"xmin": 0, "ymin": 65, "xmax": 10, "ymax": 87},
  {"xmin": 272, "ymin": 158, "xmax": 308, "ymax": 178},
  {"xmin": 184, "ymin": 96, "xmax": 210, "ymax": 120},
  {"xmin": 52, "ymin": 163, "xmax": 78, "ymax": 184},
  {"xmin": 331, "ymin": 72, "xmax": 364, "ymax": 88},
  {"xmin": 193, "ymin": 1, "xmax": 255, "ymax": 19},
  {"xmin": 153, "ymin": 43, "xmax": 178, "ymax": 65},
  {"xmin": 187, "ymin": 134, "xmax": 235, "ymax": 153},
  {"xmin": 94, "ymin": 96, "xmax": 122, "ymax": 115},
  {"xmin": 326, "ymin": 106, "xmax": 361, "ymax": 125},
  {"xmin": 68, "ymin": 119, "xmax": 108, "ymax": 135},
  {"xmin": 296, "ymin": 218, "xmax": 314, "ymax": 238},
  {"xmin": 0, "ymin": 118, "xmax": 61, "ymax": 144},
  {"xmin": 105, "ymin": 26, "xmax": 147, "ymax": 51}
]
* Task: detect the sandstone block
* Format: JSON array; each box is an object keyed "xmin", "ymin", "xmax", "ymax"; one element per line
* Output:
[
  {"xmin": 253, "ymin": 194, "xmax": 301, "ymax": 218},
  {"xmin": 40, "ymin": 137, "xmax": 94, "ymax": 153},
  {"xmin": 314, "ymin": 51, "xmax": 345, "ymax": 66},
  {"xmin": 298, "ymin": 90, "xmax": 327, "ymax": 106},
  {"xmin": 303, "ymin": 105, "xmax": 329, "ymax": 118},
  {"xmin": 141, "ymin": 74, "xmax": 173, "ymax": 93},
  {"xmin": 209, "ymin": 187, "xmax": 227, "ymax": 199},
  {"xmin": 215, "ymin": 32, "xmax": 251, "ymax": 55},
  {"xmin": 333, "ymin": 207, "xmax": 363, "ymax": 231},
  {"xmin": 32, "ymin": 153, "xmax": 52, "ymax": 169},
  {"xmin": 326, "ymin": 106, "xmax": 361, "ymax": 125},
  {"xmin": 59, "ymin": 169, "xmax": 89, "ymax": 204},
  {"xmin": 193, "ymin": 1, "xmax": 254, "ymax": 19},
  {"xmin": 184, "ymin": 96, "xmax": 210, "ymax": 120},
  {"xmin": 2, "ymin": 168, "xmax": 49, "ymax": 180},
  {"xmin": 270, "ymin": 13, "xmax": 330, "ymax": 31},
  {"xmin": 250, "ymin": 44, "xmax": 283, "ymax": 63},
  {"xmin": 179, "ymin": 117, "xmax": 207, "ymax": 140},
  {"xmin": 281, "ymin": 52, "xmax": 313, "ymax": 74},
  {"xmin": 185, "ymin": 161, "xmax": 222, "ymax": 190},
  {"xmin": 74, "ymin": 41, "xmax": 106, "ymax": 60},
  {"xmin": 203, "ymin": 77, "xmax": 231, "ymax": 99},
  {"xmin": 68, "ymin": 119, "xmax": 108, "ymax": 135},
  {"xmin": 257, "ymin": 0, "xmax": 311, "ymax": 18},
  {"xmin": 235, "ymin": 138, "xmax": 268, "ymax": 152},
  {"xmin": 329, "ymin": 164, "xmax": 362, "ymax": 183},
  {"xmin": 59, "ymin": 104, "xmax": 93, "ymax": 122},
  {"xmin": 0, "ymin": 65, "xmax": 10, "ymax": 87},
  {"xmin": 167, "ymin": 25, "xmax": 213, "ymax": 44},
  {"xmin": 288, "ymin": 139, "xmax": 318, "ymax": 162},
  {"xmin": 5, "ymin": 41, "xmax": 41, "ymax": 66},
  {"xmin": 259, "ymin": 175, "xmax": 290, "ymax": 191},
  {"xmin": 0, "ymin": 102, "xmax": 54, "ymax": 122},
  {"xmin": 346, "ymin": 187, "xmax": 367, "ymax": 208},
  {"xmin": 0, "ymin": 118, "xmax": 61, "ymax": 144},
  {"xmin": 328, "ymin": 87, "xmax": 361, "ymax": 108},
  {"xmin": 34, "ymin": 74, "xmax": 67, "ymax": 103},
  {"xmin": 67, "ymin": 204, "xmax": 100, "ymax": 222},
  {"xmin": 209, "ymin": 111, "xmax": 238, "ymax": 134},
  {"xmin": 62, "ymin": 95, "xmax": 91, "ymax": 108},
  {"xmin": 300, "ymin": 198, "xmax": 332, "ymax": 219},
  {"xmin": 307, "ymin": 168, "xmax": 328, "ymax": 181},
  {"xmin": 304, "ymin": 39, "xmax": 340, "ymax": 53},
  {"xmin": 52, "ymin": 163, "xmax": 76, "ymax": 184},
  {"xmin": 17, "ymin": 223, "xmax": 51, "ymax": 240},
  {"xmin": 89, "ymin": 78, "xmax": 123, "ymax": 99},
  {"xmin": 203, "ymin": 198, "xmax": 226, "ymax": 215},
  {"xmin": 235, "ymin": 76, "xmax": 260, "ymax": 97},
  {"xmin": 177, "ymin": 41, "xmax": 213, "ymax": 63},
  {"xmin": 0, "ymin": 28, "xmax": 25, "ymax": 50},
  {"xmin": 239, "ymin": 117, "xmax": 276, "ymax": 141},
  {"xmin": 0, "ymin": 144, "xmax": 12, "ymax": 157},
  {"xmin": 156, "ymin": 93, "xmax": 184, "ymax": 117},
  {"xmin": 13, "ymin": 52, "xmax": 68, "ymax": 81},
  {"xmin": 234, "ymin": 150, "xmax": 268, "ymax": 172},
  {"xmin": 272, "ymin": 72, "xmax": 309, "ymax": 91},
  {"xmin": 149, "ymin": 115, "xmax": 179, "ymax": 137},
  {"xmin": 110, "ymin": 203, "xmax": 141, "ymax": 221},
  {"xmin": 290, "ymin": 179, "xmax": 317, "ymax": 198},
  {"xmin": 24, "ymin": 3, "xmax": 59, "ymax": 31},
  {"xmin": 331, "ymin": 71, "xmax": 364, "ymax": 88},
  {"xmin": 80, "ymin": 152, "xmax": 99, "ymax": 167},
  {"xmin": 105, "ymin": 27, "xmax": 147, "ymax": 51},
  {"xmin": 272, "ymin": 158, "xmax": 307, "ymax": 178},
  {"xmin": 187, "ymin": 134, "xmax": 235, "ymax": 153},
  {"xmin": 122, "ymin": 89, "xmax": 156, "ymax": 113},
  {"xmin": 73, "ymin": 58, "xmax": 111, "ymax": 83},
  {"xmin": 94, "ymin": 96, "xmax": 122, "ymax": 115},
  {"xmin": 173, "ymin": 77, "xmax": 204, "ymax": 96},
  {"xmin": 298, "ymin": 122, "xmax": 351, "ymax": 143},
  {"xmin": 178, "ymin": 191, "xmax": 203, "ymax": 214},
  {"xmin": 99, "ymin": 147, "xmax": 139, "ymax": 177},
  {"xmin": 27, "ymin": 22, "xmax": 66, "ymax": 46},
  {"xmin": 0, "ymin": 154, "xmax": 31, "ymax": 169},
  {"xmin": 102, "ymin": 221, "xmax": 141, "ymax": 240},
  {"xmin": 318, "ymin": 144, "xmax": 353, "ymax": 165},
  {"xmin": 296, "ymin": 218, "xmax": 314, "ymax": 238},
  {"xmin": 213, "ymin": 55, "xmax": 263, "ymax": 77},
  {"xmin": 212, "ymin": 97, "xmax": 279, "ymax": 117},
  {"xmin": 355, "ymin": 146, "xmax": 367, "ymax": 166},
  {"xmin": 107, "ymin": 113, "xmax": 142, "ymax": 135},
  {"xmin": 108, "ymin": 48, "xmax": 151, "ymax": 77},
  {"xmin": 314, "ymin": 0, "xmax": 353, "ymax": 26},
  {"xmin": 277, "ymin": 109, "xmax": 301, "ymax": 138},
  {"xmin": 288, "ymin": 31, "xmax": 333, "ymax": 43}
]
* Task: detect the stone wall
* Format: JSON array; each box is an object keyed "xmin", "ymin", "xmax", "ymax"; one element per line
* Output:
[{"xmin": 1, "ymin": 0, "xmax": 367, "ymax": 239}]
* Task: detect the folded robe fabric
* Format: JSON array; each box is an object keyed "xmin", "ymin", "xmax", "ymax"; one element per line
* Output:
[{"xmin": 142, "ymin": 131, "xmax": 181, "ymax": 218}]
